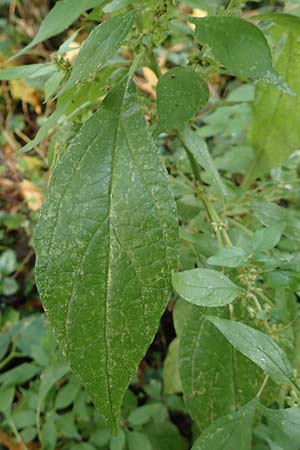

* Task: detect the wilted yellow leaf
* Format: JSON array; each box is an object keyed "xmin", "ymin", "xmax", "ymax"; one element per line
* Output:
[
  {"xmin": 20, "ymin": 180, "xmax": 44, "ymax": 211},
  {"xmin": 10, "ymin": 79, "xmax": 41, "ymax": 112}
]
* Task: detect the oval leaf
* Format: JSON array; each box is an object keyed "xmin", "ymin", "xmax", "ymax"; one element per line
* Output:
[
  {"xmin": 191, "ymin": 401, "xmax": 257, "ymax": 450},
  {"xmin": 34, "ymin": 78, "xmax": 178, "ymax": 431},
  {"xmin": 179, "ymin": 305, "xmax": 262, "ymax": 428},
  {"xmin": 207, "ymin": 316, "xmax": 295, "ymax": 384},
  {"xmin": 207, "ymin": 247, "xmax": 247, "ymax": 268},
  {"xmin": 156, "ymin": 67, "xmax": 209, "ymax": 131},
  {"xmin": 172, "ymin": 268, "xmax": 241, "ymax": 307},
  {"xmin": 192, "ymin": 16, "xmax": 292, "ymax": 93}
]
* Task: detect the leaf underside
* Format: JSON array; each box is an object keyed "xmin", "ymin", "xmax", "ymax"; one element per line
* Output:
[{"xmin": 34, "ymin": 78, "xmax": 178, "ymax": 431}]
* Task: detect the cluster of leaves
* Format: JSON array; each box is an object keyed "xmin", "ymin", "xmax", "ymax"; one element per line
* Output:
[
  {"xmin": 1, "ymin": 0, "xmax": 300, "ymax": 449},
  {"xmin": 0, "ymin": 310, "xmax": 190, "ymax": 450}
]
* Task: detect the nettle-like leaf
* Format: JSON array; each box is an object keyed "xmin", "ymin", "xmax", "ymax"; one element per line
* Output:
[
  {"xmin": 60, "ymin": 13, "xmax": 134, "ymax": 94},
  {"xmin": 179, "ymin": 306, "xmax": 262, "ymax": 429},
  {"xmin": 246, "ymin": 32, "xmax": 300, "ymax": 183},
  {"xmin": 172, "ymin": 268, "xmax": 242, "ymax": 307},
  {"xmin": 13, "ymin": 0, "xmax": 106, "ymax": 58},
  {"xmin": 34, "ymin": 78, "xmax": 179, "ymax": 431},
  {"xmin": 156, "ymin": 67, "xmax": 209, "ymax": 131},
  {"xmin": 192, "ymin": 16, "xmax": 292, "ymax": 93},
  {"xmin": 207, "ymin": 316, "xmax": 295, "ymax": 385},
  {"xmin": 191, "ymin": 400, "xmax": 257, "ymax": 450}
]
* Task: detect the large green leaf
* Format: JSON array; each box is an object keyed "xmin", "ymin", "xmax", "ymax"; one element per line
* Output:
[
  {"xmin": 246, "ymin": 33, "xmax": 300, "ymax": 182},
  {"xmin": 13, "ymin": 0, "xmax": 106, "ymax": 58},
  {"xmin": 60, "ymin": 13, "xmax": 134, "ymax": 94},
  {"xmin": 179, "ymin": 306, "xmax": 261, "ymax": 428},
  {"xmin": 34, "ymin": 78, "xmax": 178, "ymax": 431},
  {"xmin": 191, "ymin": 401, "xmax": 257, "ymax": 450},
  {"xmin": 207, "ymin": 316, "xmax": 294, "ymax": 384},
  {"xmin": 172, "ymin": 268, "xmax": 241, "ymax": 307},
  {"xmin": 156, "ymin": 67, "xmax": 209, "ymax": 131},
  {"xmin": 192, "ymin": 16, "xmax": 291, "ymax": 93}
]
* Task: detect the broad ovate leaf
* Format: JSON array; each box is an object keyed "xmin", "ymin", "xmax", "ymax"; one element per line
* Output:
[
  {"xmin": 246, "ymin": 32, "xmax": 300, "ymax": 183},
  {"xmin": 34, "ymin": 78, "xmax": 178, "ymax": 431},
  {"xmin": 179, "ymin": 306, "xmax": 261, "ymax": 429},
  {"xmin": 191, "ymin": 401, "xmax": 257, "ymax": 450},
  {"xmin": 156, "ymin": 67, "xmax": 209, "ymax": 131},
  {"xmin": 192, "ymin": 16, "xmax": 291, "ymax": 93},
  {"xmin": 13, "ymin": 0, "xmax": 106, "ymax": 58},
  {"xmin": 60, "ymin": 13, "xmax": 134, "ymax": 94},
  {"xmin": 172, "ymin": 268, "xmax": 241, "ymax": 307},
  {"xmin": 207, "ymin": 316, "xmax": 295, "ymax": 384}
]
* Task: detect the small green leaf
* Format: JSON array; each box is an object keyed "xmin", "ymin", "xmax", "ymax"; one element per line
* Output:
[
  {"xmin": 252, "ymin": 224, "xmax": 285, "ymax": 252},
  {"xmin": 44, "ymin": 70, "xmax": 65, "ymax": 101},
  {"xmin": 34, "ymin": 78, "xmax": 178, "ymax": 431},
  {"xmin": 60, "ymin": 13, "xmax": 134, "ymax": 94},
  {"xmin": 207, "ymin": 316, "xmax": 295, "ymax": 384},
  {"xmin": 0, "ymin": 249, "xmax": 17, "ymax": 275},
  {"xmin": 259, "ymin": 405, "xmax": 300, "ymax": 443},
  {"xmin": 192, "ymin": 16, "xmax": 291, "ymax": 93},
  {"xmin": 41, "ymin": 413, "xmax": 57, "ymax": 450},
  {"xmin": 156, "ymin": 67, "xmax": 209, "ymax": 130},
  {"xmin": 55, "ymin": 376, "xmax": 81, "ymax": 409},
  {"xmin": 127, "ymin": 431, "xmax": 152, "ymax": 450},
  {"xmin": 110, "ymin": 430, "xmax": 126, "ymax": 450},
  {"xmin": 1, "ymin": 277, "xmax": 19, "ymax": 296},
  {"xmin": 37, "ymin": 356, "xmax": 69, "ymax": 417},
  {"xmin": 246, "ymin": 32, "xmax": 300, "ymax": 182},
  {"xmin": 0, "ymin": 386, "xmax": 15, "ymax": 412},
  {"xmin": 145, "ymin": 422, "xmax": 188, "ymax": 450},
  {"xmin": 163, "ymin": 338, "xmax": 182, "ymax": 394},
  {"xmin": 127, "ymin": 404, "xmax": 167, "ymax": 427},
  {"xmin": 191, "ymin": 401, "xmax": 257, "ymax": 450},
  {"xmin": 0, "ymin": 363, "xmax": 41, "ymax": 386},
  {"xmin": 207, "ymin": 246, "xmax": 247, "ymax": 268},
  {"xmin": 13, "ymin": 0, "xmax": 106, "ymax": 58},
  {"xmin": 172, "ymin": 268, "xmax": 241, "ymax": 307},
  {"xmin": 178, "ymin": 125, "xmax": 227, "ymax": 198},
  {"xmin": 251, "ymin": 202, "xmax": 286, "ymax": 227},
  {"xmin": 89, "ymin": 428, "xmax": 111, "ymax": 447}
]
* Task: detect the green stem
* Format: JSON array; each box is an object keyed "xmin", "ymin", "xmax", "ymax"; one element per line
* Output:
[
  {"xmin": 256, "ymin": 375, "xmax": 269, "ymax": 399},
  {"xmin": 0, "ymin": 351, "xmax": 23, "ymax": 371},
  {"xmin": 8, "ymin": 418, "xmax": 29, "ymax": 450}
]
